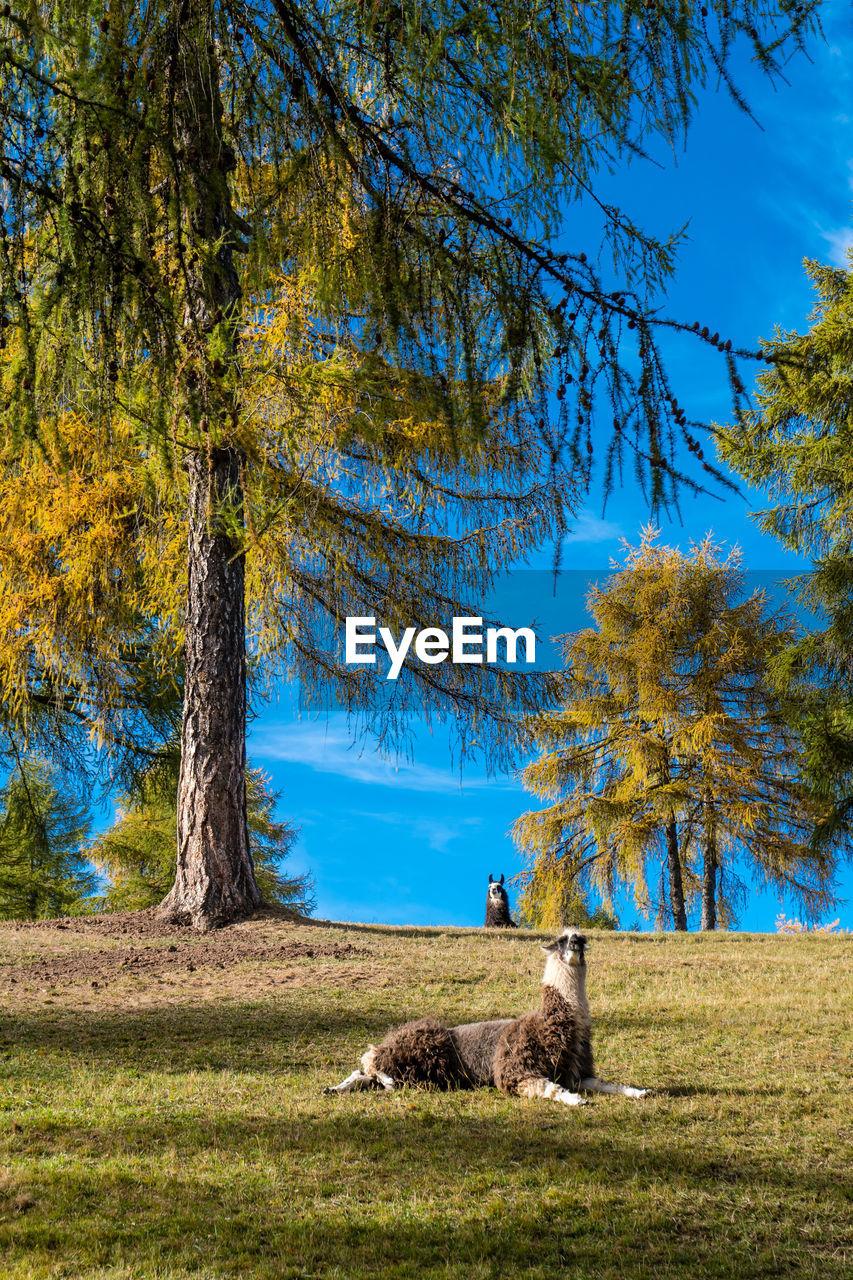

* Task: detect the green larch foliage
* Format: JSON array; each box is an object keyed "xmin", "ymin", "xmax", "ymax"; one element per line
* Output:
[
  {"xmin": 0, "ymin": 2, "xmax": 818, "ymax": 488},
  {"xmin": 91, "ymin": 748, "xmax": 314, "ymax": 914},
  {"xmin": 0, "ymin": 756, "xmax": 95, "ymax": 918},
  {"xmin": 514, "ymin": 529, "xmax": 836, "ymax": 930},
  {"xmin": 717, "ymin": 248, "xmax": 853, "ymax": 846}
]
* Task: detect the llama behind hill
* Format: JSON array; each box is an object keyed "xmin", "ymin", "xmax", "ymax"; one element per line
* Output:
[
  {"xmin": 324, "ymin": 929, "xmax": 648, "ymax": 1106},
  {"xmin": 485, "ymin": 873, "xmax": 516, "ymax": 928}
]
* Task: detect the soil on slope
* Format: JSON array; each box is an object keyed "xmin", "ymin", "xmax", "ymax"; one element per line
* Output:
[{"xmin": 0, "ymin": 909, "xmax": 374, "ymax": 1000}]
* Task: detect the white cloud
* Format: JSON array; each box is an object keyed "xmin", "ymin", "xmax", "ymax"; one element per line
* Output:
[
  {"xmin": 352, "ymin": 809, "xmax": 484, "ymax": 853},
  {"xmin": 251, "ymin": 720, "xmax": 521, "ymax": 795},
  {"xmin": 819, "ymin": 224, "xmax": 853, "ymax": 268},
  {"xmin": 564, "ymin": 507, "xmax": 624, "ymax": 545}
]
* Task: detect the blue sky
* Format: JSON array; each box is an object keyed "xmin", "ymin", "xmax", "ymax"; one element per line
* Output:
[{"xmin": 252, "ymin": 5, "xmax": 853, "ymax": 933}]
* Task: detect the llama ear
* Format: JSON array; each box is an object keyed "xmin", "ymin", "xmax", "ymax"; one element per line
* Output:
[
  {"xmin": 499, "ymin": 874, "xmax": 505, "ymax": 885},
  {"xmin": 540, "ymin": 938, "xmax": 560, "ymax": 953},
  {"xmin": 488, "ymin": 874, "xmax": 493, "ymax": 883}
]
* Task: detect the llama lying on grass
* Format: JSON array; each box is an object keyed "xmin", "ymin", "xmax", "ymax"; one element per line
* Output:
[
  {"xmin": 324, "ymin": 929, "xmax": 648, "ymax": 1107},
  {"xmin": 484, "ymin": 873, "xmax": 516, "ymax": 928}
]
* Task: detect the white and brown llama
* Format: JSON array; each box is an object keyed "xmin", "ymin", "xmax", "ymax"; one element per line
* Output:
[{"xmin": 324, "ymin": 928, "xmax": 648, "ymax": 1106}]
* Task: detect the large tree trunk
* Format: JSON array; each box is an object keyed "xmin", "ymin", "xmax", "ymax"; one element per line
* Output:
[
  {"xmin": 159, "ymin": 449, "xmax": 261, "ymax": 927},
  {"xmin": 665, "ymin": 813, "xmax": 688, "ymax": 931},
  {"xmin": 159, "ymin": 0, "xmax": 261, "ymax": 927}
]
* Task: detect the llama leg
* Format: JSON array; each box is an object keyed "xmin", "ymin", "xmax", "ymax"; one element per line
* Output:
[
  {"xmin": 581, "ymin": 1076, "xmax": 648, "ymax": 1100},
  {"xmin": 517, "ymin": 1077, "xmax": 589, "ymax": 1107},
  {"xmin": 323, "ymin": 1069, "xmax": 381, "ymax": 1094},
  {"xmin": 359, "ymin": 1046, "xmax": 397, "ymax": 1091}
]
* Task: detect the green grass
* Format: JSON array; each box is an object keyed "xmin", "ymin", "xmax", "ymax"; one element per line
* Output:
[{"xmin": 1, "ymin": 917, "xmax": 851, "ymax": 1278}]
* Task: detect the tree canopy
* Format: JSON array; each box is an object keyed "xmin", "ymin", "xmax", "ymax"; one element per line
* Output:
[
  {"xmin": 0, "ymin": 320, "xmax": 565, "ymax": 777},
  {"xmin": 514, "ymin": 530, "xmax": 836, "ymax": 930},
  {"xmin": 0, "ymin": 414, "xmax": 182, "ymax": 794},
  {"xmin": 0, "ymin": 0, "xmax": 823, "ymax": 926},
  {"xmin": 1, "ymin": 2, "xmax": 817, "ymax": 477},
  {"xmin": 717, "ymin": 246, "xmax": 853, "ymax": 849}
]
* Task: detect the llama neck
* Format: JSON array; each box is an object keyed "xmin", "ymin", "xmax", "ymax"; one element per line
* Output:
[{"xmin": 541, "ymin": 954, "xmax": 590, "ymax": 1025}]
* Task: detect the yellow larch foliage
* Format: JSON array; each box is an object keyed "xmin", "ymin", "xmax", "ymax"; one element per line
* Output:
[
  {"xmin": 514, "ymin": 528, "xmax": 834, "ymax": 929},
  {"xmin": 0, "ymin": 413, "xmax": 184, "ymax": 744}
]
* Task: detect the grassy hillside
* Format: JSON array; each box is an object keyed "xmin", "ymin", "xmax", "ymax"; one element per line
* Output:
[{"xmin": 1, "ymin": 912, "xmax": 851, "ymax": 1279}]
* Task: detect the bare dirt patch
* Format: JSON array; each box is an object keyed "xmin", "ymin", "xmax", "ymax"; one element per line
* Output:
[
  {"xmin": 11, "ymin": 906, "xmax": 297, "ymax": 940},
  {"xmin": 0, "ymin": 908, "xmax": 367, "ymax": 990},
  {"xmin": 1, "ymin": 939, "xmax": 364, "ymax": 987}
]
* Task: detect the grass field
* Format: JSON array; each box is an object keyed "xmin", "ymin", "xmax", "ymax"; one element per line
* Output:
[{"xmin": 1, "ymin": 911, "xmax": 851, "ymax": 1279}]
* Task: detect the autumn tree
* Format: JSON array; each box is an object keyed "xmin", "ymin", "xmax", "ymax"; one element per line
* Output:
[
  {"xmin": 514, "ymin": 531, "xmax": 836, "ymax": 930},
  {"xmin": 718, "ymin": 246, "xmax": 853, "ymax": 849},
  {"xmin": 91, "ymin": 746, "xmax": 314, "ymax": 914},
  {"xmin": 0, "ymin": 1, "xmax": 821, "ymax": 928},
  {"xmin": 0, "ymin": 757, "xmax": 95, "ymax": 918},
  {"xmin": 0, "ymin": 416, "xmax": 183, "ymax": 800},
  {"xmin": 0, "ymin": 315, "xmax": 567, "ymax": 919}
]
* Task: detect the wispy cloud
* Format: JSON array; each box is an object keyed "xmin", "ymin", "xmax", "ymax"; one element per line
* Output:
[
  {"xmin": 564, "ymin": 507, "xmax": 624, "ymax": 545},
  {"xmin": 352, "ymin": 809, "xmax": 484, "ymax": 854},
  {"xmin": 251, "ymin": 721, "xmax": 520, "ymax": 794},
  {"xmin": 819, "ymin": 223, "xmax": 853, "ymax": 268},
  {"xmin": 747, "ymin": 18, "xmax": 852, "ymax": 288}
]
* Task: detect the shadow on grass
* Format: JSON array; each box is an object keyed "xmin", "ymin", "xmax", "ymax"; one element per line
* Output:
[
  {"xmin": 5, "ymin": 1091, "xmax": 844, "ymax": 1198},
  {"xmin": 660, "ymin": 1083, "xmax": 786, "ymax": 1099},
  {"xmin": 3, "ymin": 1107, "xmax": 848, "ymax": 1279},
  {"xmin": 0, "ymin": 998, "xmax": 409, "ymax": 1075},
  {"xmin": 1, "ymin": 1000, "xmax": 791, "ymax": 1101}
]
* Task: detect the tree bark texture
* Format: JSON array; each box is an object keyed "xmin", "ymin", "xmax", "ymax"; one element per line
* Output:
[
  {"xmin": 159, "ymin": 1, "xmax": 261, "ymax": 926},
  {"xmin": 159, "ymin": 449, "xmax": 261, "ymax": 927},
  {"xmin": 665, "ymin": 813, "xmax": 688, "ymax": 931}
]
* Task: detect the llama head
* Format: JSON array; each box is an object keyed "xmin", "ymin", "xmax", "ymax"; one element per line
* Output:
[
  {"xmin": 487, "ymin": 873, "xmax": 508, "ymax": 906},
  {"xmin": 541, "ymin": 928, "xmax": 587, "ymax": 968}
]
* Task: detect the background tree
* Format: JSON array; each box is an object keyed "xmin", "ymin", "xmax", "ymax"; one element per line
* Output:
[
  {"xmin": 514, "ymin": 531, "xmax": 836, "ymax": 930},
  {"xmin": 91, "ymin": 747, "xmax": 314, "ymax": 914},
  {"xmin": 0, "ymin": 0, "xmax": 821, "ymax": 927},
  {"xmin": 0, "ymin": 757, "xmax": 95, "ymax": 919},
  {"xmin": 718, "ymin": 246, "xmax": 853, "ymax": 850},
  {"xmin": 512, "ymin": 868, "xmax": 620, "ymax": 933}
]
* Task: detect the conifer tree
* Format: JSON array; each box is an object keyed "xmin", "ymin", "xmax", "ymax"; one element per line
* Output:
[
  {"xmin": 0, "ymin": 1, "xmax": 821, "ymax": 927},
  {"xmin": 0, "ymin": 308, "xmax": 567, "ymax": 910},
  {"xmin": 91, "ymin": 749, "xmax": 314, "ymax": 914},
  {"xmin": 717, "ymin": 247, "xmax": 853, "ymax": 848},
  {"xmin": 514, "ymin": 531, "xmax": 835, "ymax": 930},
  {"xmin": 0, "ymin": 757, "xmax": 95, "ymax": 918}
]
